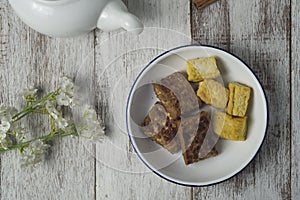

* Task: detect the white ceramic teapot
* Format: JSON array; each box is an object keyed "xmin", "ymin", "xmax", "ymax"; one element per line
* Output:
[{"xmin": 8, "ymin": 0, "xmax": 144, "ymax": 37}]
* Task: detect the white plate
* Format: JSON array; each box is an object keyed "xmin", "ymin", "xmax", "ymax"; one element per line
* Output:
[{"xmin": 126, "ymin": 45, "xmax": 268, "ymax": 186}]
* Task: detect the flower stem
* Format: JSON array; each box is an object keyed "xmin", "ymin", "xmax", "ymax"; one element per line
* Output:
[
  {"xmin": 0, "ymin": 131, "xmax": 76, "ymax": 153},
  {"xmin": 12, "ymin": 91, "xmax": 59, "ymax": 122}
]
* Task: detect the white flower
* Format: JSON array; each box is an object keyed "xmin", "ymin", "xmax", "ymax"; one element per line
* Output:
[
  {"xmin": 14, "ymin": 127, "xmax": 28, "ymax": 143},
  {"xmin": 56, "ymin": 77, "xmax": 78, "ymax": 107},
  {"xmin": 0, "ymin": 136, "xmax": 13, "ymax": 150},
  {"xmin": 0, "ymin": 121, "xmax": 11, "ymax": 149},
  {"xmin": 20, "ymin": 140, "xmax": 50, "ymax": 167},
  {"xmin": 0, "ymin": 133, "xmax": 7, "ymax": 147},
  {"xmin": 45, "ymin": 101, "xmax": 59, "ymax": 119},
  {"xmin": 0, "ymin": 132, "xmax": 6, "ymax": 142},
  {"xmin": 0, "ymin": 120, "xmax": 10, "ymax": 136},
  {"xmin": 56, "ymin": 117, "xmax": 69, "ymax": 130},
  {"xmin": 60, "ymin": 77, "xmax": 74, "ymax": 92},
  {"xmin": 0, "ymin": 106, "xmax": 18, "ymax": 121},
  {"xmin": 56, "ymin": 92, "xmax": 72, "ymax": 107},
  {"xmin": 22, "ymin": 86, "xmax": 38, "ymax": 101},
  {"xmin": 76, "ymin": 105, "xmax": 105, "ymax": 142},
  {"xmin": 0, "ymin": 106, "xmax": 17, "ymax": 142},
  {"xmin": 45, "ymin": 101, "xmax": 68, "ymax": 130}
]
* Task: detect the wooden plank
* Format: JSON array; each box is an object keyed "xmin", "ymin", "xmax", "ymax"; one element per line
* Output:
[
  {"xmin": 292, "ymin": 0, "xmax": 300, "ymax": 199},
  {"xmin": 191, "ymin": 0, "xmax": 291, "ymax": 199},
  {"xmin": 0, "ymin": 1, "xmax": 96, "ymax": 199},
  {"xmin": 94, "ymin": 0, "xmax": 192, "ymax": 199},
  {"xmin": 193, "ymin": 0, "xmax": 218, "ymax": 10}
]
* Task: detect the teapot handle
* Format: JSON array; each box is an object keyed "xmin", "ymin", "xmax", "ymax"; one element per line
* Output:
[{"xmin": 97, "ymin": 0, "xmax": 143, "ymax": 34}]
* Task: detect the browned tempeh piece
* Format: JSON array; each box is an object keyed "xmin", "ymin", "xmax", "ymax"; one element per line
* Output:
[
  {"xmin": 153, "ymin": 72, "xmax": 201, "ymax": 120},
  {"xmin": 141, "ymin": 102, "xmax": 180, "ymax": 154},
  {"xmin": 178, "ymin": 111, "xmax": 218, "ymax": 165}
]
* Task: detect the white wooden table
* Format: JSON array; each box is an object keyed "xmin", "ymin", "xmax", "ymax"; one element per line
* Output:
[{"xmin": 0, "ymin": 0, "xmax": 299, "ymax": 199}]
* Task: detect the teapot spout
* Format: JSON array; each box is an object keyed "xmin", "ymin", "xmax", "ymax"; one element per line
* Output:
[{"xmin": 97, "ymin": 0, "xmax": 143, "ymax": 34}]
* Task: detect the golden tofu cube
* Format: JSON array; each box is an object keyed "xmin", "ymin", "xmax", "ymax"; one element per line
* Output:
[
  {"xmin": 226, "ymin": 82, "xmax": 251, "ymax": 117},
  {"xmin": 197, "ymin": 79, "xmax": 229, "ymax": 109},
  {"xmin": 186, "ymin": 56, "xmax": 221, "ymax": 82},
  {"xmin": 213, "ymin": 111, "xmax": 247, "ymax": 141}
]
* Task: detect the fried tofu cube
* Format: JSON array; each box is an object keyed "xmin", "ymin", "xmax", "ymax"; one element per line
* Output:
[
  {"xmin": 186, "ymin": 56, "xmax": 221, "ymax": 82},
  {"xmin": 197, "ymin": 79, "xmax": 229, "ymax": 109},
  {"xmin": 226, "ymin": 82, "xmax": 251, "ymax": 117},
  {"xmin": 213, "ymin": 111, "xmax": 247, "ymax": 141}
]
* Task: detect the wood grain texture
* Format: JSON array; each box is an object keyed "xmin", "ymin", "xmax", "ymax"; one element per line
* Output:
[
  {"xmin": 191, "ymin": 0, "xmax": 291, "ymax": 199},
  {"xmin": 0, "ymin": 1, "xmax": 96, "ymax": 199},
  {"xmin": 0, "ymin": 0, "xmax": 298, "ymax": 199},
  {"xmin": 94, "ymin": 0, "xmax": 192, "ymax": 199},
  {"xmin": 292, "ymin": 0, "xmax": 300, "ymax": 199}
]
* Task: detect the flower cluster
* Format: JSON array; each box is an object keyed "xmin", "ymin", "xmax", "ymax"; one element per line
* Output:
[
  {"xmin": 0, "ymin": 106, "xmax": 18, "ymax": 149},
  {"xmin": 0, "ymin": 77, "xmax": 105, "ymax": 167},
  {"xmin": 77, "ymin": 105, "xmax": 105, "ymax": 142},
  {"xmin": 56, "ymin": 77, "xmax": 78, "ymax": 107},
  {"xmin": 20, "ymin": 140, "xmax": 50, "ymax": 167}
]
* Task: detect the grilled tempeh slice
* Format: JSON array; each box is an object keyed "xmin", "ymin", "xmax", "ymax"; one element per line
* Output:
[
  {"xmin": 153, "ymin": 72, "xmax": 201, "ymax": 119},
  {"xmin": 178, "ymin": 111, "xmax": 218, "ymax": 165},
  {"xmin": 141, "ymin": 102, "xmax": 180, "ymax": 154}
]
